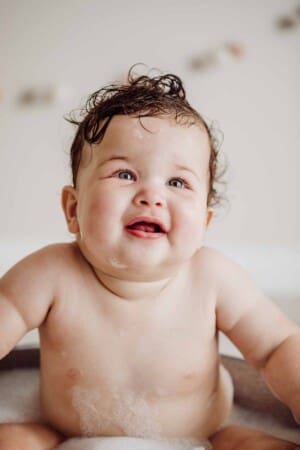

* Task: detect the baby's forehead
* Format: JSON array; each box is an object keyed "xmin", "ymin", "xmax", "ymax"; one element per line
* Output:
[
  {"xmin": 102, "ymin": 114, "xmax": 208, "ymax": 141},
  {"xmin": 80, "ymin": 114, "xmax": 211, "ymax": 173},
  {"xmin": 97, "ymin": 115, "xmax": 209, "ymax": 156}
]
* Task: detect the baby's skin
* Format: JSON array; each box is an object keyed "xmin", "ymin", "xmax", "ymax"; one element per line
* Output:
[
  {"xmin": 0, "ymin": 116, "xmax": 300, "ymax": 448},
  {"xmin": 3, "ymin": 242, "xmax": 232, "ymax": 440}
]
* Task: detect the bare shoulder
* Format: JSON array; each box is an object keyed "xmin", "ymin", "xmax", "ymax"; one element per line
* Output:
[
  {"xmin": 192, "ymin": 246, "xmax": 256, "ymax": 302},
  {"xmin": 31, "ymin": 241, "xmax": 78, "ymax": 261},
  {"xmin": 0, "ymin": 243, "xmax": 85, "ymax": 335},
  {"xmin": 29, "ymin": 242, "xmax": 81, "ymax": 267},
  {"xmin": 194, "ymin": 245, "xmax": 250, "ymax": 280},
  {"xmin": 0, "ymin": 242, "xmax": 84, "ymax": 293},
  {"xmin": 192, "ymin": 245, "xmax": 233, "ymax": 275},
  {"xmin": 38, "ymin": 242, "xmax": 88, "ymax": 278},
  {"xmin": 189, "ymin": 246, "xmax": 233, "ymax": 296},
  {"xmin": 6, "ymin": 242, "xmax": 78, "ymax": 271},
  {"xmin": 198, "ymin": 248, "xmax": 299, "ymax": 368}
]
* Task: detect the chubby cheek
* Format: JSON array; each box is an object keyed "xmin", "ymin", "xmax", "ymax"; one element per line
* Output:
[
  {"xmin": 77, "ymin": 191, "xmax": 119, "ymax": 242},
  {"xmin": 172, "ymin": 201, "xmax": 207, "ymax": 249}
]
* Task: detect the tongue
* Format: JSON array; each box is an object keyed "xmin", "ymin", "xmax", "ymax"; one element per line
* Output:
[{"xmin": 128, "ymin": 222, "xmax": 157, "ymax": 233}]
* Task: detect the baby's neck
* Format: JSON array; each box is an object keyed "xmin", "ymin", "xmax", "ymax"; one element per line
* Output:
[{"xmin": 93, "ymin": 269, "xmax": 173, "ymax": 301}]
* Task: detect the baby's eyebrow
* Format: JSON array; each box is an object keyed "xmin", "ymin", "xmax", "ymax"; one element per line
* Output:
[
  {"xmin": 97, "ymin": 155, "xmax": 130, "ymax": 168},
  {"xmin": 174, "ymin": 164, "xmax": 200, "ymax": 180}
]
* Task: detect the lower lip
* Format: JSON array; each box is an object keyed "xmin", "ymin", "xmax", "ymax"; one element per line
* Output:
[{"xmin": 125, "ymin": 228, "xmax": 165, "ymax": 240}]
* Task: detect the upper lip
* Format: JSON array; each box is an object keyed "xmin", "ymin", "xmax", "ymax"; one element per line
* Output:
[{"xmin": 125, "ymin": 216, "xmax": 167, "ymax": 233}]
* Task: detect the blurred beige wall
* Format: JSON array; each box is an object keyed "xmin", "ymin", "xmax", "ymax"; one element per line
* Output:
[{"xmin": 0, "ymin": 0, "xmax": 299, "ymax": 248}]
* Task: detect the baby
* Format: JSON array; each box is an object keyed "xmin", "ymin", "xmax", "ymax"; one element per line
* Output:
[{"xmin": 0, "ymin": 67, "xmax": 300, "ymax": 450}]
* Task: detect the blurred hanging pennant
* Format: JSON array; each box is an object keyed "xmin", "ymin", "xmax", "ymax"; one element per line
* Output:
[
  {"xmin": 276, "ymin": 4, "xmax": 300, "ymax": 30},
  {"xmin": 17, "ymin": 85, "xmax": 55, "ymax": 106},
  {"xmin": 188, "ymin": 41, "xmax": 244, "ymax": 72},
  {"xmin": 16, "ymin": 84, "xmax": 73, "ymax": 107}
]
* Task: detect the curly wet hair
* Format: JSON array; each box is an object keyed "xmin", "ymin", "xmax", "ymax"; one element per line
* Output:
[{"xmin": 65, "ymin": 65, "xmax": 228, "ymax": 211}]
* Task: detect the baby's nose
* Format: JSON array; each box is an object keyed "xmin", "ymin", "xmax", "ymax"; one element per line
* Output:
[{"xmin": 133, "ymin": 187, "xmax": 165, "ymax": 208}]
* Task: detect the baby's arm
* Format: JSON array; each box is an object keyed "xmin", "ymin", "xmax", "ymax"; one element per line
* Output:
[
  {"xmin": 0, "ymin": 245, "xmax": 60, "ymax": 359},
  {"xmin": 210, "ymin": 248, "xmax": 300, "ymax": 423}
]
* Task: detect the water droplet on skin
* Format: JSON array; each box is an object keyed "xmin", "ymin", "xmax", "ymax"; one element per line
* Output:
[
  {"xmin": 109, "ymin": 257, "xmax": 128, "ymax": 269},
  {"xmin": 133, "ymin": 128, "xmax": 144, "ymax": 140}
]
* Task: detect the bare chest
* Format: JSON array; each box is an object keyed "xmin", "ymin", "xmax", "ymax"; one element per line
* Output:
[
  {"xmin": 43, "ymin": 281, "xmax": 216, "ymax": 392},
  {"xmin": 40, "ymin": 282, "xmax": 219, "ymax": 437}
]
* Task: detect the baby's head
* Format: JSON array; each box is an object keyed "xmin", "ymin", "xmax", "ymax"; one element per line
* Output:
[
  {"xmin": 62, "ymin": 67, "xmax": 227, "ymax": 280},
  {"xmin": 67, "ymin": 67, "xmax": 225, "ymax": 211}
]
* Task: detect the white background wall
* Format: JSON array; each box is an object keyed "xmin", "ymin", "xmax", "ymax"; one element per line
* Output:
[{"xmin": 0, "ymin": 0, "xmax": 299, "ymax": 353}]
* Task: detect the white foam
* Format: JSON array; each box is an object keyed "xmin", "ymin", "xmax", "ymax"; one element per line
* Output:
[
  {"xmin": 108, "ymin": 257, "xmax": 128, "ymax": 269},
  {"xmin": 71, "ymin": 385, "xmax": 162, "ymax": 438}
]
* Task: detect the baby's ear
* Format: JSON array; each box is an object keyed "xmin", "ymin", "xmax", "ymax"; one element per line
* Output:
[
  {"xmin": 61, "ymin": 186, "xmax": 79, "ymax": 234},
  {"xmin": 206, "ymin": 209, "xmax": 214, "ymax": 228}
]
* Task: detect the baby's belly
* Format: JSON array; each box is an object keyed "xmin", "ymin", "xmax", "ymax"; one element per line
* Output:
[{"xmin": 40, "ymin": 366, "xmax": 233, "ymax": 440}]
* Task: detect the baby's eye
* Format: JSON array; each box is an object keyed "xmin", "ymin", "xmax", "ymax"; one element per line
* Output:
[
  {"xmin": 114, "ymin": 170, "xmax": 136, "ymax": 181},
  {"xmin": 168, "ymin": 178, "xmax": 188, "ymax": 189}
]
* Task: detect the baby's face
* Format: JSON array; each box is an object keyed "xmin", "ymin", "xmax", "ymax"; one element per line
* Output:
[{"xmin": 63, "ymin": 115, "xmax": 212, "ymax": 280}]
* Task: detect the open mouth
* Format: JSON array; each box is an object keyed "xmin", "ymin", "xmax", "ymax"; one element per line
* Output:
[{"xmin": 125, "ymin": 218, "xmax": 166, "ymax": 239}]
